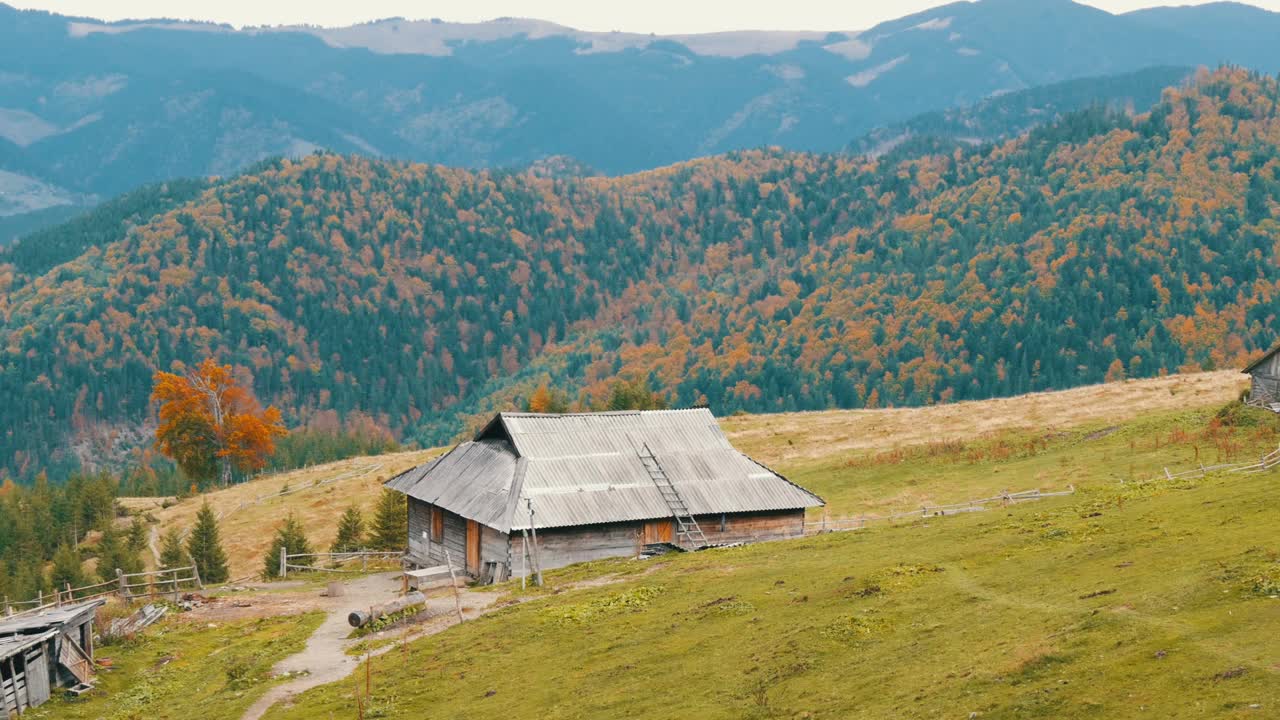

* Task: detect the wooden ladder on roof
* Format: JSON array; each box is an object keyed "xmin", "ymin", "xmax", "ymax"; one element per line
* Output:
[{"xmin": 638, "ymin": 444, "xmax": 708, "ymax": 549}]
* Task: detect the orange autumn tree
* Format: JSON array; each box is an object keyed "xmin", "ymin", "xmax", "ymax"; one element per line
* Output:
[{"xmin": 151, "ymin": 358, "xmax": 287, "ymax": 486}]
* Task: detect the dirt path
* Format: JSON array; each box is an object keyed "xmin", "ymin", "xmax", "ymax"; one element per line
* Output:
[{"xmin": 239, "ymin": 572, "xmax": 500, "ymax": 720}]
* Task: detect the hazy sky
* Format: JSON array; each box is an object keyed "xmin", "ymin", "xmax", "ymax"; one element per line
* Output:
[{"xmin": 8, "ymin": 0, "xmax": 1280, "ymax": 33}]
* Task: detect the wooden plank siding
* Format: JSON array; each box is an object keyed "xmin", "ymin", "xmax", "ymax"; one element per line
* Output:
[
  {"xmin": 1248, "ymin": 349, "xmax": 1280, "ymax": 406},
  {"xmin": 412, "ymin": 498, "xmax": 805, "ymax": 579},
  {"xmin": 407, "ymin": 499, "xmax": 510, "ymax": 578}
]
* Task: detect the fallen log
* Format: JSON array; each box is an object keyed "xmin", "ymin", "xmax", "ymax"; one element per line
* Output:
[{"xmin": 347, "ymin": 591, "xmax": 426, "ymax": 628}]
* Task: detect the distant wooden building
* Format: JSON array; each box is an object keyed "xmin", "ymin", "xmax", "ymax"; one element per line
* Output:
[
  {"xmin": 387, "ymin": 409, "xmax": 823, "ymax": 581},
  {"xmin": 1245, "ymin": 344, "xmax": 1280, "ymax": 411},
  {"xmin": 0, "ymin": 600, "xmax": 102, "ymax": 712}
]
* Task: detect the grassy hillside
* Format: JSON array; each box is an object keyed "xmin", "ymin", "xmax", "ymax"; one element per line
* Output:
[
  {"xmin": 130, "ymin": 449, "xmax": 438, "ymax": 578},
  {"xmin": 50, "ymin": 373, "xmax": 1279, "ymax": 720},
  {"xmin": 122, "ymin": 371, "xmax": 1249, "ymax": 580},
  {"xmin": 260, "ymin": 407, "xmax": 1280, "ymax": 719}
]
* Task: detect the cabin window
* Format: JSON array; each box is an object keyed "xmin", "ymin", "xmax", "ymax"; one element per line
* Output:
[{"xmin": 431, "ymin": 507, "xmax": 444, "ymax": 542}]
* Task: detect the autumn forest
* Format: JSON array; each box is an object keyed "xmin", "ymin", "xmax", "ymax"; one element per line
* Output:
[{"xmin": 1, "ymin": 66, "xmax": 1278, "ymax": 484}]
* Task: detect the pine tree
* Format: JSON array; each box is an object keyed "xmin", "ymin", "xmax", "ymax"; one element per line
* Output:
[
  {"xmin": 186, "ymin": 502, "xmax": 229, "ymax": 584},
  {"xmin": 159, "ymin": 528, "xmax": 187, "ymax": 569},
  {"xmin": 126, "ymin": 517, "xmax": 148, "ymax": 554},
  {"xmin": 263, "ymin": 513, "xmax": 313, "ymax": 578},
  {"xmin": 96, "ymin": 525, "xmax": 142, "ymax": 583},
  {"xmin": 158, "ymin": 527, "xmax": 189, "ymax": 592},
  {"xmin": 49, "ymin": 543, "xmax": 86, "ymax": 594},
  {"xmin": 330, "ymin": 506, "xmax": 365, "ymax": 554},
  {"xmin": 369, "ymin": 488, "xmax": 407, "ymax": 552}
]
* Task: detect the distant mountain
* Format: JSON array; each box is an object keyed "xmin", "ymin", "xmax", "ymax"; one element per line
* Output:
[
  {"xmin": 2, "ymin": 67, "xmax": 1277, "ymax": 480},
  {"xmin": 847, "ymin": 66, "xmax": 1192, "ymax": 157},
  {"xmin": 7, "ymin": 1, "xmax": 1280, "ymax": 242}
]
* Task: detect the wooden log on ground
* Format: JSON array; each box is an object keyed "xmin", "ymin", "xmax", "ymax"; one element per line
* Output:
[{"xmin": 347, "ymin": 591, "xmax": 425, "ymax": 628}]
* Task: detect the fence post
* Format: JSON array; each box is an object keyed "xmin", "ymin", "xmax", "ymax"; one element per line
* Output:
[
  {"xmin": 116, "ymin": 569, "xmax": 127, "ymax": 601},
  {"xmin": 193, "ymin": 563, "xmax": 204, "ymax": 591},
  {"xmin": 280, "ymin": 546, "xmax": 288, "ymax": 579}
]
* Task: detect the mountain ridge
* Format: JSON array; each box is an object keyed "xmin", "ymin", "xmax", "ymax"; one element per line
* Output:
[
  {"xmin": 2, "ymin": 66, "xmax": 1277, "ymax": 479},
  {"xmin": 10, "ymin": 0, "xmax": 1280, "ymax": 244}
]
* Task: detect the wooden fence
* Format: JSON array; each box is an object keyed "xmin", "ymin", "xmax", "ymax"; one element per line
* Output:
[
  {"xmin": 279, "ymin": 549, "xmax": 404, "ymax": 578},
  {"xmin": 3, "ymin": 564, "xmax": 201, "ymax": 618},
  {"xmin": 1159, "ymin": 444, "xmax": 1280, "ymax": 481},
  {"xmin": 807, "ymin": 487, "xmax": 1077, "ymax": 535}
]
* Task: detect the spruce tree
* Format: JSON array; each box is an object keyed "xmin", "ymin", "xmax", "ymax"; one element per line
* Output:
[
  {"xmin": 96, "ymin": 525, "xmax": 143, "ymax": 583},
  {"xmin": 186, "ymin": 502, "xmax": 230, "ymax": 584},
  {"xmin": 159, "ymin": 528, "xmax": 187, "ymax": 569},
  {"xmin": 49, "ymin": 543, "xmax": 86, "ymax": 594},
  {"xmin": 330, "ymin": 506, "xmax": 365, "ymax": 554},
  {"xmin": 370, "ymin": 488, "xmax": 407, "ymax": 552},
  {"xmin": 127, "ymin": 517, "xmax": 148, "ymax": 554},
  {"xmin": 158, "ymin": 527, "xmax": 189, "ymax": 591},
  {"xmin": 263, "ymin": 513, "xmax": 313, "ymax": 578}
]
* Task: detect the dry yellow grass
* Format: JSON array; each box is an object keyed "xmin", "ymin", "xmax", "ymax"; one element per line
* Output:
[
  {"xmin": 721, "ymin": 370, "xmax": 1248, "ymax": 464},
  {"xmin": 129, "ymin": 449, "xmax": 441, "ymax": 579}
]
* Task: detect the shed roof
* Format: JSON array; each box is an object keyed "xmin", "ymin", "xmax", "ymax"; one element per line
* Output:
[
  {"xmin": 389, "ymin": 409, "xmax": 822, "ymax": 532},
  {"xmin": 0, "ymin": 630, "xmax": 56, "ymax": 660},
  {"xmin": 1244, "ymin": 343, "xmax": 1280, "ymax": 374},
  {"xmin": 0, "ymin": 600, "xmax": 103, "ymax": 637}
]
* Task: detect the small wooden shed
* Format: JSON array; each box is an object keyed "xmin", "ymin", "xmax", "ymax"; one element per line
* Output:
[
  {"xmin": 0, "ymin": 599, "xmax": 103, "ymax": 712},
  {"xmin": 387, "ymin": 409, "xmax": 824, "ymax": 582},
  {"xmin": 1244, "ymin": 344, "xmax": 1280, "ymax": 411}
]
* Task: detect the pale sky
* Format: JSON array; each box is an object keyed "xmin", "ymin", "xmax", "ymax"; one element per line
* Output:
[{"xmin": 7, "ymin": 0, "xmax": 1280, "ymax": 34}]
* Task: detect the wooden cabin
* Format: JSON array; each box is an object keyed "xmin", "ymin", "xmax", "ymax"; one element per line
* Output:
[
  {"xmin": 0, "ymin": 600, "xmax": 102, "ymax": 713},
  {"xmin": 1245, "ymin": 344, "xmax": 1280, "ymax": 411},
  {"xmin": 387, "ymin": 409, "xmax": 824, "ymax": 582}
]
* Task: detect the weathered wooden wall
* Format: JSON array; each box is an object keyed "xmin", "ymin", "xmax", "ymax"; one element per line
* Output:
[
  {"xmin": 518, "ymin": 523, "xmax": 642, "ymax": 573},
  {"xmin": 408, "ymin": 499, "xmax": 511, "ymax": 577},
  {"xmin": 516, "ymin": 510, "xmax": 807, "ymax": 575},
  {"xmin": 694, "ymin": 510, "xmax": 807, "ymax": 545},
  {"xmin": 1250, "ymin": 352, "xmax": 1280, "ymax": 405}
]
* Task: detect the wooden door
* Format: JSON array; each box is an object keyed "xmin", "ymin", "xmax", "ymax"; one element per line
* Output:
[
  {"xmin": 24, "ymin": 648, "xmax": 49, "ymax": 707},
  {"xmin": 465, "ymin": 520, "xmax": 482, "ymax": 576},
  {"xmin": 642, "ymin": 519, "xmax": 673, "ymax": 545}
]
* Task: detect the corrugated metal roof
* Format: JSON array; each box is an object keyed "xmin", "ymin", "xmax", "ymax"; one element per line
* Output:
[
  {"xmin": 388, "ymin": 439, "xmax": 519, "ymax": 531},
  {"xmin": 390, "ymin": 409, "xmax": 823, "ymax": 531}
]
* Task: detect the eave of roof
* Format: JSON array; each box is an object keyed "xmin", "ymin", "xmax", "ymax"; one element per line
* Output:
[{"xmin": 1244, "ymin": 343, "xmax": 1280, "ymax": 374}]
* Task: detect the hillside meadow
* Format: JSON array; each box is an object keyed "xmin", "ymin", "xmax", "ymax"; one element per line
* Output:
[
  {"xmin": 60, "ymin": 373, "xmax": 1279, "ymax": 720},
  {"xmin": 130, "ymin": 371, "xmax": 1249, "ymax": 578},
  {"xmin": 262, "ymin": 410, "xmax": 1280, "ymax": 719}
]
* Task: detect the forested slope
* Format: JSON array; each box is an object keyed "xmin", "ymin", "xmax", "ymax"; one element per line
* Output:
[{"xmin": 2, "ymin": 67, "xmax": 1278, "ymax": 478}]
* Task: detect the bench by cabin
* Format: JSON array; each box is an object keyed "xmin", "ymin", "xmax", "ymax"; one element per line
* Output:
[
  {"xmin": 1245, "ymin": 344, "xmax": 1280, "ymax": 412},
  {"xmin": 387, "ymin": 408, "xmax": 824, "ymax": 582}
]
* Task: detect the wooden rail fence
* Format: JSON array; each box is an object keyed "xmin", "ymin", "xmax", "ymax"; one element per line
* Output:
[
  {"xmin": 1159, "ymin": 444, "xmax": 1280, "ymax": 481},
  {"xmin": 3, "ymin": 565, "xmax": 202, "ymax": 618},
  {"xmin": 279, "ymin": 549, "xmax": 404, "ymax": 578},
  {"xmin": 807, "ymin": 487, "xmax": 1077, "ymax": 535}
]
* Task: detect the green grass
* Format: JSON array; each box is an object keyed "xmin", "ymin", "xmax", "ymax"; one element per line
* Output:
[
  {"xmin": 259, "ymin": 406, "xmax": 1280, "ymax": 720},
  {"xmin": 34, "ymin": 612, "xmax": 323, "ymax": 720},
  {"xmin": 793, "ymin": 406, "xmax": 1279, "ymax": 519}
]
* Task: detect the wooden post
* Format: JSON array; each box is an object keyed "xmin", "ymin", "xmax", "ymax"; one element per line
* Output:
[
  {"xmin": 65, "ymin": 583, "xmax": 72, "ymax": 604},
  {"xmin": 193, "ymin": 563, "xmax": 204, "ymax": 591},
  {"xmin": 442, "ymin": 548, "xmax": 465, "ymax": 624},
  {"xmin": 526, "ymin": 499, "xmax": 543, "ymax": 587},
  {"xmin": 116, "ymin": 569, "xmax": 126, "ymax": 601},
  {"xmin": 279, "ymin": 546, "xmax": 288, "ymax": 579},
  {"xmin": 520, "ymin": 533, "xmax": 528, "ymax": 591}
]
